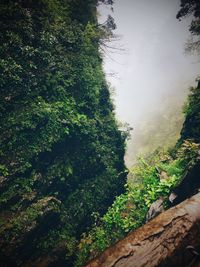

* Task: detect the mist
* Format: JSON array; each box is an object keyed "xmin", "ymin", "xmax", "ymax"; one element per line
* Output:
[{"xmin": 98, "ymin": 0, "xmax": 200, "ymax": 168}]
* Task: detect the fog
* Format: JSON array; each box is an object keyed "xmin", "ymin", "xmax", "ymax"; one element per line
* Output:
[{"xmin": 98, "ymin": 0, "xmax": 200, "ymax": 168}]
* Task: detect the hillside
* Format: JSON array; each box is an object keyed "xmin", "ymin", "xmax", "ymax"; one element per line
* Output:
[{"xmin": 0, "ymin": 1, "xmax": 127, "ymax": 266}]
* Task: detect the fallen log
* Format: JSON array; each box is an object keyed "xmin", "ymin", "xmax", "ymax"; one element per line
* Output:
[{"xmin": 86, "ymin": 192, "xmax": 200, "ymax": 267}]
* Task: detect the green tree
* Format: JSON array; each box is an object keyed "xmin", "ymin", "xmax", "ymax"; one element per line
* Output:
[{"xmin": 177, "ymin": 0, "xmax": 200, "ymax": 53}]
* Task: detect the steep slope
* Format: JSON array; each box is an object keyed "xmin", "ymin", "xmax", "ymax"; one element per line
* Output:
[{"xmin": 0, "ymin": 1, "xmax": 126, "ymax": 266}]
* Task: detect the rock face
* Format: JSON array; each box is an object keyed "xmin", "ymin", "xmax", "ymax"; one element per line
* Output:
[
  {"xmin": 86, "ymin": 192, "xmax": 200, "ymax": 267},
  {"xmin": 169, "ymin": 159, "xmax": 200, "ymax": 206},
  {"xmin": 145, "ymin": 197, "xmax": 164, "ymax": 222},
  {"xmin": 180, "ymin": 82, "xmax": 200, "ymax": 144}
]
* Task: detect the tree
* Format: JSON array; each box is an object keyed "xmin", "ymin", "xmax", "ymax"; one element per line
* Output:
[
  {"xmin": 177, "ymin": 0, "xmax": 200, "ymax": 53},
  {"xmin": 98, "ymin": 0, "xmax": 114, "ymax": 5}
]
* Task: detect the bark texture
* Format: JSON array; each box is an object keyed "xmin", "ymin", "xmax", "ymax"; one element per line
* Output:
[{"xmin": 86, "ymin": 192, "xmax": 200, "ymax": 267}]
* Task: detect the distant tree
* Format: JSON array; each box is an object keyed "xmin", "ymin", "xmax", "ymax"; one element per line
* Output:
[
  {"xmin": 98, "ymin": 0, "xmax": 114, "ymax": 5},
  {"xmin": 177, "ymin": 0, "xmax": 200, "ymax": 19},
  {"xmin": 177, "ymin": 0, "xmax": 200, "ymax": 53}
]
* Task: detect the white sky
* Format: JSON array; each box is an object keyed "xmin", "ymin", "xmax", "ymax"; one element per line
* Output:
[{"xmin": 98, "ymin": 0, "xmax": 200, "ymax": 166}]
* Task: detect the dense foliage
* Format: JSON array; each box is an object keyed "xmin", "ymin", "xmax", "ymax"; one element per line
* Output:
[{"xmin": 0, "ymin": 0, "xmax": 126, "ymax": 266}]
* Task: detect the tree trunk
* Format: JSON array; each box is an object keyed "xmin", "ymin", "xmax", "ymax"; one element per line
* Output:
[{"xmin": 86, "ymin": 192, "xmax": 200, "ymax": 267}]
